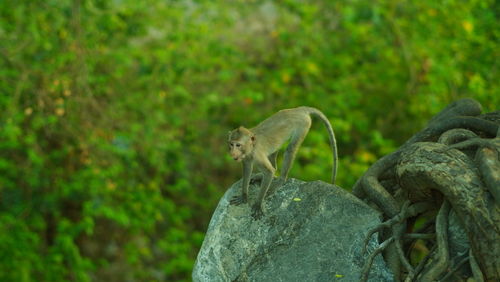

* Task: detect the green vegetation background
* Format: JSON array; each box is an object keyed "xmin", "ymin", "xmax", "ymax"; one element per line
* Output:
[{"xmin": 0, "ymin": 0, "xmax": 497, "ymax": 281}]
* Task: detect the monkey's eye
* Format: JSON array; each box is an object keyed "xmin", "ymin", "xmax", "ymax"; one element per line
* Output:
[{"xmin": 236, "ymin": 143, "xmax": 241, "ymax": 147}]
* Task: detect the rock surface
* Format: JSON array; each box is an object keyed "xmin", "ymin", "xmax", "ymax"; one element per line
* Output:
[{"xmin": 193, "ymin": 178, "xmax": 394, "ymax": 282}]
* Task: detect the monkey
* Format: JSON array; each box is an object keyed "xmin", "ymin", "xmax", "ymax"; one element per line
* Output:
[{"xmin": 228, "ymin": 106, "xmax": 338, "ymax": 220}]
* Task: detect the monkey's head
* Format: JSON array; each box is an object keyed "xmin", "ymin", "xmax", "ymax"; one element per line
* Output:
[{"xmin": 228, "ymin": 126, "xmax": 255, "ymax": 162}]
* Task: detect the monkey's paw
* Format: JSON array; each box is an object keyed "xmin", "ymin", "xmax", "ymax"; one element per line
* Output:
[
  {"xmin": 230, "ymin": 195, "xmax": 247, "ymax": 206},
  {"xmin": 251, "ymin": 205, "xmax": 264, "ymax": 220}
]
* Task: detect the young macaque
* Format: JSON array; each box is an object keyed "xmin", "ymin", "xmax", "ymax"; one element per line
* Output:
[{"xmin": 228, "ymin": 106, "xmax": 338, "ymax": 219}]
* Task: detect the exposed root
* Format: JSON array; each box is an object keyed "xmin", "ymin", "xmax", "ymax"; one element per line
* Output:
[
  {"xmin": 412, "ymin": 244, "xmax": 437, "ymax": 281},
  {"xmin": 395, "ymin": 233, "xmax": 414, "ymax": 278},
  {"xmin": 476, "ymin": 145, "xmax": 500, "ymax": 206},
  {"xmin": 415, "ymin": 201, "xmax": 451, "ymax": 281},
  {"xmin": 438, "ymin": 254, "xmax": 469, "ymax": 282},
  {"xmin": 360, "ymin": 202, "xmax": 434, "ymax": 281},
  {"xmin": 438, "ymin": 128, "xmax": 478, "ymax": 145},
  {"xmin": 403, "ymin": 233, "xmax": 435, "ymax": 240},
  {"xmin": 446, "ymin": 136, "xmax": 500, "ymax": 153},
  {"xmin": 469, "ymin": 249, "xmax": 485, "ymax": 282},
  {"xmin": 363, "ymin": 202, "xmax": 433, "ymax": 253},
  {"xmin": 363, "ymin": 201, "xmax": 410, "ymax": 254},
  {"xmin": 360, "ymin": 237, "xmax": 395, "ymax": 282}
]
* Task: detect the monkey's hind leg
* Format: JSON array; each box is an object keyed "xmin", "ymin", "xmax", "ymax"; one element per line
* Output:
[
  {"xmin": 280, "ymin": 126, "xmax": 309, "ymax": 181},
  {"xmin": 269, "ymin": 151, "xmax": 278, "ymax": 169},
  {"xmin": 250, "ymin": 152, "xmax": 278, "ymax": 185}
]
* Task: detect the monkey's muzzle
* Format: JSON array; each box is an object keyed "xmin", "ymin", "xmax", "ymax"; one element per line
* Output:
[{"xmin": 232, "ymin": 156, "xmax": 245, "ymax": 162}]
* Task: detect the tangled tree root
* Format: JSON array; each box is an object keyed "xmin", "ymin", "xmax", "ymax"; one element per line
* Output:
[{"xmin": 354, "ymin": 98, "xmax": 499, "ymax": 281}]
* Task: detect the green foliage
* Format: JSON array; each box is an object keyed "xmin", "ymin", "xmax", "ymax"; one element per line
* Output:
[{"xmin": 0, "ymin": 0, "xmax": 497, "ymax": 280}]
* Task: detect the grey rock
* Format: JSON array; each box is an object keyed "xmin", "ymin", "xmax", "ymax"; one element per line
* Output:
[{"xmin": 193, "ymin": 178, "xmax": 394, "ymax": 282}]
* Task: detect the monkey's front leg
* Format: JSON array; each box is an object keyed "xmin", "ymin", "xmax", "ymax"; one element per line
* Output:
[
  {"xmin": 252, "ymin": 170, "xmax": 274, "ymax": 220},
  {"xmin": 230, "ymin": 160, "xmax": 253, "ymax": 205}
]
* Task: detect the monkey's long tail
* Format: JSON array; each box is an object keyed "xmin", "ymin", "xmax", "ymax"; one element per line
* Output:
[{"xmin": 304, "ymin": 107, "xmax": 338, "ymax": 185}]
